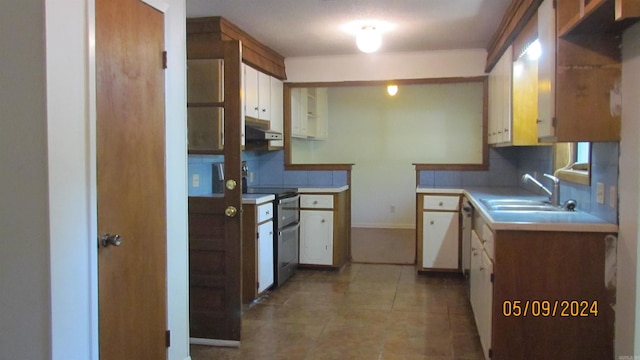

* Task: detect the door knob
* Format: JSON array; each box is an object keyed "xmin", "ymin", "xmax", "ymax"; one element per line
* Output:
[
  {"xmin": 225, "ymin": 206, "xmax": 238, "ymax": 217},
  {"xmin": 100, "ymin": 233, "xmax": 122, "ymax": 247}
]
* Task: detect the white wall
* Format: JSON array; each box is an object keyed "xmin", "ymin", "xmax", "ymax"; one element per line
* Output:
[
  {"xmin": 46, "ymin": 0, "xmax": 93, "ymax": 358},
  {"xmin": 618, "ymin": 21, "xmax": 640, "ymax": 358},
  {"xmin": 163, "ymin": 2, "xmax": 190, "ymax": 360},
  {"xmin": 285, "ymin": 49, "xmax": 487, "ymax": 82},
  {"xmin": 286, "ymin": 49, "xmax": 486, "ymax": 232},
  {"xmin": 0, "ymin": 0, "xmax": 51, "ymax": 359},
  {"xmin": 1, "ymin": 0, "xmax": 189, "ymax": 359}
]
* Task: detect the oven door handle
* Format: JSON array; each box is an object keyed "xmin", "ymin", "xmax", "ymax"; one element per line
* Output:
[{"xmin": 278, "ymin": 222, "xmax": 300, "ymax": 237}]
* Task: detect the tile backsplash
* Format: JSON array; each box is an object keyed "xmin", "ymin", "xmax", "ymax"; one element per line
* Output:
[
  {"xmin": 418, "ymin": 143, "xmax": 619, "ymax": 223},
  {"xmin": 189, "ymin": 142, "xmax": 619, "ymax": 224}
]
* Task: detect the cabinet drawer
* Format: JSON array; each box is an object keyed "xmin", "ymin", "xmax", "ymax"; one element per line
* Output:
[
  {"xmin": 257, "ymin": 202, "xmax": 273, "ymax": 223},
  {"xmin": 300, "ymin": 194, "xmax": 334, "ymax": 209},
  {"xmin": 480, "ymin": 224, "xmax": 495, "ymax": 260},
  {"xmin": 423, "ymin": 195, "xmax": 459, "ymax": 211}
]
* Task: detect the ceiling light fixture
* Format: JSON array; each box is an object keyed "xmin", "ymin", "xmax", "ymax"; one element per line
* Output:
[
  {"xmin": 387, "ymin": 85, "xmax": 398, "ymax": 96},
  {"xmin": 356, "ymin": 26, "xmax": 382, "ymax": 53}
]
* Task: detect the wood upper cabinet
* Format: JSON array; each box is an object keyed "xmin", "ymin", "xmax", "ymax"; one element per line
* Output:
[
  {"xmin": 537, "ymin": 0, "xmax": 639, "ymax": 142},
  {"xmin": 187, "ymin": 59, "xmax": 225, "ymax": 153}
]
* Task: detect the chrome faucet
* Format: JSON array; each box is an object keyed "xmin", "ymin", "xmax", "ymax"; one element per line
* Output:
[{"xmin": 522, "ymin": 173, "xmax": 560, "ymax": 206}]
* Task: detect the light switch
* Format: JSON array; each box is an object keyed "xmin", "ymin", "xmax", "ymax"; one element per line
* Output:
[
  {"xmin": 596, "ymin": 182, "xmax": 605, "ymax": 204},
  {"xmin": 192, "ymin": 174, "xmax": 200, "ymax": 187}
]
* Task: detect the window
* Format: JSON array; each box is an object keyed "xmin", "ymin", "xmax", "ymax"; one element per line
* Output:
[{"xmin": 553, "ymin": 142, "xmax": 590, "ymax": 185}]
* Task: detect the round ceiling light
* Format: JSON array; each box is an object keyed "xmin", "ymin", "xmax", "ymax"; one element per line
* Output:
[{"xmin": 356, "ymin": 26, "xmax": 382, "ymax": 53}]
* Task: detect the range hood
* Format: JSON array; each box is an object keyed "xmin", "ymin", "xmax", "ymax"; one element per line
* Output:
[{"xmin": 245, "ymin": 125, "xmax": 283, "ymax": 141}]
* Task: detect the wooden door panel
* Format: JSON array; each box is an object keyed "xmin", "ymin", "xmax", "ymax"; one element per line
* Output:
[
  {"xmin": 188, "ymin": 40, "xmax": 243, "ymax": 343},
  {"xmin": 188, "ymin": 197, "xmax": 240, "ymax": 339},
  {"xmin": 96, "ymin": 0, "xmax": 166, "ymax": 358}
]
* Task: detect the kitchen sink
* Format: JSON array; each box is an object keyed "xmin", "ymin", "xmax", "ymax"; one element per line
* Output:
[{"xmin": 480, "ymin": 199, "xmax": 569, "ymax": 212}]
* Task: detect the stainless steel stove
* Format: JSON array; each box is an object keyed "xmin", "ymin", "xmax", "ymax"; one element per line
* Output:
[{"xmin": 245, "ymin": 187, "xmax": 300, "ymax": 288}]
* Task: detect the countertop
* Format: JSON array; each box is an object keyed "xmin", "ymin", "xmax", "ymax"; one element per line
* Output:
[
  {"xmin": 298, "ymin": 185, "xmax": 349, "ymax": 193},
  {"xmin": 417, "ymin": 186, "xmax": 618, "ymax": 233},
  {"xmin": 189, "ymin": 193, "xmax": 275, "ymax": 205}
]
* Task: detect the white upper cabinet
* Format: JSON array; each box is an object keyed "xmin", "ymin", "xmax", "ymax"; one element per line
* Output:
[
  {"xmin": 243, "ymin": 63, "xmax": 272, "ymax": 122},
  {"xmin": 291, "ymin": 87, "xmax": 329, "ymax": 140},
  {"xmin": 488, "ymin": 45, "xmax": 513, "ymax": 145},
  {"xmin": 269, "ymin": 78, "xmax": 284, "ymax": 148}
]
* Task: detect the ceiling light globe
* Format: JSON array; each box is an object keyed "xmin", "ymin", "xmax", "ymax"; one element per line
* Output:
[{"xmin": 356, "ymin": 26, "xmax": 381, "ymax": 53}]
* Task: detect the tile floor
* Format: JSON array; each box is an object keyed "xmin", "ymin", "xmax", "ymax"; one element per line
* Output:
[{"xmin": 190, "ymin": 263, "xmax": 484, "ymax": 360}]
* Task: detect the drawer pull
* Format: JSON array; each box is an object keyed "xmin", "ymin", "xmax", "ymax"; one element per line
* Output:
[
  {"xmin": 439, "ymin": 202, "xmax": 443, "ymax": 206},
  {"xmin": 321, "ymin": 219, "xmax": 326, "ymax": 223},
  {"xmin": 430, "ymin": 220, "xmax": 435, "ymax": 225},
  {"xmin": 313, "ymin": 200, "xmax": 318, "ymax": 205}
]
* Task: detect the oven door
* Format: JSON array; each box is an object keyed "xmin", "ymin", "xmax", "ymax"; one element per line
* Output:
[
  {"xmin": 278, "ymin": 195, "xmax": 299, "ymax": 228},
  {"xmin": 275, "ymin": 221, "xmax": 299, "ymax": 287}
]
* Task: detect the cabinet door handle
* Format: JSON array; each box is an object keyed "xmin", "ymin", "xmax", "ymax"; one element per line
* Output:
[
  {"xmin": 430, "ymin": 220, "xmax": 435, "ymax": 225},
  {"xmin": 254, "ymin": 106, "xmax": 259, "ymax": 110},
  {"xmin": 321, "ymin": 219, "xmax": 326, "ymax": 223}
]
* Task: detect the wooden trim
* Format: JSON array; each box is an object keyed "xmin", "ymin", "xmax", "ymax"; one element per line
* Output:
[
  {"xmin": 485, "ymin": 0, "xmax": 543, "ymax": 73},
  {"xmin": 556, "ymin": 168, "xmax": 590, "ymax": 185},
  {"xmin": 285, "ymin": 76, "xmax": 488, "ymax": 89},
  {"xmin": 616, "ymin": 0, "xmax": 640, "ymax": 20},
  {"xmin": 559, "ymin": 0, "xmax": 640, "ymax": 37},
  {"xmin": 414, "ymin": 164, "xmax": 490, "ymax": 171},
  {"xmin": 512, "ymin": 12, "xmax": 539, "ymax": 60},
  {"xmin": 284, "ymin": 163, "xmax": 354, "ymax": 171},
  {"xmin": 187, "ymin": 17, "xmax": 286, "ymax": 80},
  {"xmin": 284, "ymin": 77, "xmax": 488, "ymax": 171}
]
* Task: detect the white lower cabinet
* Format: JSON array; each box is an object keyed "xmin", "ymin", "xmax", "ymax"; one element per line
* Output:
[
  {"xmin": 257, "ymin": 220, "xmax": 274, "ymax": 293},
  {"xmin": 422, "ymin": 212, "xmax": 459, "ymax": 269},
  {"xmin": 299, "ymin": 209, "xmax": 333, "ymax": 265},
  {"xmin": 470, "ymin": 229, "xmax": 493, "ymax": 360}
]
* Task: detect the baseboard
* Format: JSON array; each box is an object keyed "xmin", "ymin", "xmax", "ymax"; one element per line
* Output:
[{"xmin": 189, "ymin": 337, "xmax": 240, "ymax": 348}]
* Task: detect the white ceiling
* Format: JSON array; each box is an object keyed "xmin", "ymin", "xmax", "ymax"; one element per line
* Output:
[{"xmin": 186, "ymin": 0, "xmax": 512, "ymax": 58}]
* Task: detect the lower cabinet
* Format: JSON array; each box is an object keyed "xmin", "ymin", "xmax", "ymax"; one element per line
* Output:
[
  {"xmin": 470, "ymin": 210, "xmax": 616, "ymax": 359},
  {"xmin": 256, "ymin": 221, "xmax": 274, "ymax": 293},
  {"xmin": 417, "ymin": 193, "xmax": 461, "ymax": 271},
  {"xmin": 470, "ymin": 229, "xmax": 493, "ymax": 360},
  {"xmin": 300, "ymin": 210, "xmax": 333, "ymax": 265},
  {"xmin": 298, "ymin": 189, "xmax": 350, "ymax": 268},
  {"xmin": 242, "ymin": 199, "xmax": 274, "ymax": 303}
]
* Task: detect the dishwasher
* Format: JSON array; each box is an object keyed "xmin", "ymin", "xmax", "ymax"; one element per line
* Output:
[{"xmin": 461, "ymin": 198, "xmax": 474, "ymax": 276}]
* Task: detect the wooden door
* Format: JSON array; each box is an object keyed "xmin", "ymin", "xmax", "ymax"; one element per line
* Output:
[
  {"xmin": 96, "ymin": 0, "xmax": 167, "ymax": 358},
  {"xmin": 188, "ymin": 41, "xmax": 244, "ymax": 343}
]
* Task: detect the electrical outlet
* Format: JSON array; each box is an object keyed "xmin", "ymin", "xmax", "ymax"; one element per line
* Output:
[
  {"xmin": 596, "ymin": 182, "xmax": 605, "ymax": 204},
  {"xmin": 192, "ymin": 174, "xmax": 200, "ymax": 187},
  {"xmin": 609, "ymin": 186, "xmax": 617, "ymax": 208}
]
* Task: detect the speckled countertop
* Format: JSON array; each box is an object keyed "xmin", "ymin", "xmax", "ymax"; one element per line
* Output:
[{"xmin": 417, "ymin": 186, "xmax": 618, "ymax": 233}]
